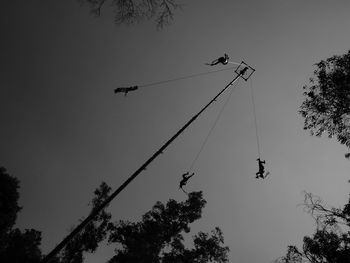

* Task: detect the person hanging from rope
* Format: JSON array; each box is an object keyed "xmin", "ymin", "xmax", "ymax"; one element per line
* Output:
[
  {"xmin": 206, "ymin": 54, "xmax": 229, "ymax": 66},
  {"xmin": 255, "ymin": 158, "xmax": 267, "ymax": 179},
  {"xmin": 114, "ymin": 86, "xmax": 138, "ymax": 96},
  {"xmin": 179, "ymin": 172, "xmax": 195, "ymax": 193}
]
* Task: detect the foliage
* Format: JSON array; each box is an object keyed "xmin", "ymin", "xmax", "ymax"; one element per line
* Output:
[
  {"xmin": 0, "ymin": 167, "xmax": 113, "ymax": 263},
  {"xmin": 106, "ymin": 191, "xmax": 229, "ymax": 263},
  {"xmin": 1, "ymin": 166, "xmax": 228, "ymax": 263},
  {"xmin": 300, "ymin": 50, "xmax": 350, "ymax": 149},
  {"xmin": 0, "ymin": 167, "xmax": 21, "ymax": 237},
  {"xmin": 277, "ymin": 51, "xmax": 350, "ymax": 262},
  {"xmin": 78, "ymin": 0, "xmax": 182, "ymax": 28},
  {"xmin": 0, "ymin": 228, "xmax": 42, "ymax": 263},
  {"xmin": 0, "ymin": 166, "xmax": 42, "ymax": 263},
  {"xmin": 57, "ymin": 182, "xmax": 112, "ymax": 263},
  {"xmin": 277, "ymin": 192, "xmax": 350, "ymax": 263}
]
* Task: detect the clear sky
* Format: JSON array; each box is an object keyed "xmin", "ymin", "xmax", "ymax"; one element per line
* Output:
[{"xmin": 1, "ymin": 1, "xmax": 350, "ymax": 262}]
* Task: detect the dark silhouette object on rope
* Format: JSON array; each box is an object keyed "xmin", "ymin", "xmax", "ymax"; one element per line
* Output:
[
  {"xmin": 256, "ymin": 158, "xmax": 267, "ymax": 179},
  {"xmin": 114, "ymin": 86, "xmax": 138, "ymax": 96},
  {"xmin": 206, "ymin": 54, "xmax": 229, "ymax": 66},
  {"xmin": 179, "ymin": 172, "xmax": 195, "ymax": 193}
]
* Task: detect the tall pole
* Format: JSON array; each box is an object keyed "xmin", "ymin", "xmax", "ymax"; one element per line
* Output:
[{"xmin": 42, "ymin": 66, "xmax": 250, "ymax": 263}]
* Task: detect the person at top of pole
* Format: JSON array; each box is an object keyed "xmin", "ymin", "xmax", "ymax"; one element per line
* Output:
[
  {"xmin": 206, "ymin": 54, "xmax": 229, "ymax": 66},
  {"xmin": 239, "ymin": 66, "xmax": 248, "ymax": 76}
]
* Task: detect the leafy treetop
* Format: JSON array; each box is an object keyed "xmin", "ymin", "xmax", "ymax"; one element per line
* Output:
[{"xmin": 300, "ymin": 50, "xmax": 350, "ymax": 148}]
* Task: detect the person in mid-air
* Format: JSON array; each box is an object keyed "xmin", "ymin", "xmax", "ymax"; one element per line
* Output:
[
  {"xmin": 256, "ymin": 158, "xmax": 266, "ymax": 179},
  {"xmin": 179, "ymin": 172, "xmax": 195, "ymax": 192},
  {"xmin": 206, "ymin": 54, "xmax": 229, "ymax": 66},
  {"xmin": 114, "ymin": 86, "xmax": 138, "ymax": 96}
]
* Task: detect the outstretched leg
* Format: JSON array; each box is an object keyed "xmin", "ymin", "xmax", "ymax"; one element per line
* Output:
[
  {"xmin": 206, "ymin": 59, "xmax": 219, "ymax": 66},
  {"xmin": 256, "ymin": 171, "xmax": 263, "ymax": 179}
]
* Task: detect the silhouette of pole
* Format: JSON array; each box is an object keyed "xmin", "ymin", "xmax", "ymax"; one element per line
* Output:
[{"xmin": 42, "ymin": 66, "xmax": 250, "ymax": 263}]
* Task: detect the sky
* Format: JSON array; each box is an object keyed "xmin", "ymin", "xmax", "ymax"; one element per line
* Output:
[{"xmin": 1, "ymin": 1, "xmax": 350, "ymax": 262}]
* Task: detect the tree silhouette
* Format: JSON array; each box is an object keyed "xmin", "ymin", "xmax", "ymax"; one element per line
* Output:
[
  {"xmin": 0, "ymin": 167, "xmax": 113, "ymax": 263},
  {"xmin": 276, "ymin": 192, "xmax": 350, "ymax": 263},
  {"xmin": 276, "ymin": 51, "xmax": 350, "ymax": 262},
  {"xmin": 0, "ymin": 228, "xmax": 43, "ymax": 263},
  {"xmin": 78, "ymin": 0, "xmax": 182, "ymax": 28},
  {"xmin": 300, "ymin": 50, "xmax": 350, "ymax": 152},
  {"xmin": 0, "ymin": 167, "xmax": 21, "ymax": 238},
  {"xmin": 106, "ymin": 191, "xmax": 229, "ymax": 263},
  {"xmin": 1, "ymin": 166, "xmax": 229, "ymax": 262},
  {"xmin": 0, "ymin": 167, "xmax": 42, "ymax": 263},
  {"xmin": 56, "ymin": 182, "xmax": 112, "ymax": 263}
]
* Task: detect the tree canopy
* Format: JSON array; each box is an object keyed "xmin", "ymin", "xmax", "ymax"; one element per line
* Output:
[
  {"xmin": 106, "ymin": 191, "xmax": 229, "ymax": 263},
  {"xmin": 0, "ymin": 167, "xmax": 42, "ymax": 263},
  {"xmin": 277, "ymin": 50, "xmax": 350, "ymax": 263},
  {"xmin": 300, "ymin": 51, "xmax": 350, "ymax": 149},
  {"xmin": 0, "ymin": 167, "xmax": 21, "ymax": 238},
  {"xmin": 0, "ymin": 166, "xmax": 229, "ymax": 263},
  {"xmin": 56, "ymin": 182, "xmax": 112, "ymax": 263},
  {"xmin": 78, "ymin": 0, "xmax": 182, "ymax": 28},
  {"xmin": 277, "ymin": 192, "xmax": 350, "ymax": 263},
  {"xmin": 0, "ymin": 169, "xmax": 113, "ymax": 263}
]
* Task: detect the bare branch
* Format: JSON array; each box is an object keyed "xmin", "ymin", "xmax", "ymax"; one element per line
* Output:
[
  {"xmin": 300, "ymin": 191, "xmax": 345, "ymax": 231},
  {"xmin": 156, "ymin": 0, "xmax": 182, "ymax": 29},
  {"xmin": 93, "ymin": 0, "xmax": 107, "ymax": 16},
  {"xmin": 78, "ymin": 0, "xmax": 182, "ymax": 28}
]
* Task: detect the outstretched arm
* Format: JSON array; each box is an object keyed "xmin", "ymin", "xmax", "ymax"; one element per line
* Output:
[{"xmin": 188, "ymin": 173, "xmax": 195, "ymax": 179}]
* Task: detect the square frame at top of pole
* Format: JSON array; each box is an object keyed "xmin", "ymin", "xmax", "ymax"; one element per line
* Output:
[{"xmin": 234, "ymin": 61, "xmax": 256, "ymax": 81}]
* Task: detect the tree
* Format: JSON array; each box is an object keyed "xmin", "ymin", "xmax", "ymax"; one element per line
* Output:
[
  {"xmin": 300, "ymin": 50, "xmax": 350, "ymax": 152},
  {"xmin": 56, "ymin": 182, "xmax": 112, "ymax": 263},
  {"xmin": 276, "ymin": 50, "xmax": 350, "ymax": 263},
  {"xmin": 0, "ymin": 165, "xmax": 113, "ymax": 263},
  {"xmin": 0, "ymin": 228, "xmax": 43, "ymax": 263},
  {"xmin": 276, "ymin": 192, "xmax": 350, "ymax": 263},
  {"xmin": 106, "ymin": 191, "xmax": 230, "ymax": 263},
  {"xmin": 1, "ymin": 165, "xmax": 228, "ymax": 262},
  {"xmin": 78, "ymin": 0, "xmax": 182, "ymax": 29},
  {"xmin": 0, "ymin": 166, "xmax": 42, "ymax": 263},
  {"xmin": 0, "ymin": 167, "xmax": 21, "ymax": 238}
]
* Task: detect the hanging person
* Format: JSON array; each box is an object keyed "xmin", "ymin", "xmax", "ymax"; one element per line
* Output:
[
  {"xmin": 255, "ymin": 158, "xmax": 267, "ymax": 179},
  {"xmin": 206, "ymin": 54, "xmax": 229, "ymax": 66},
  {"xmin": 179, "ymin": 172, "xmax": 195, "ymax": 193}
]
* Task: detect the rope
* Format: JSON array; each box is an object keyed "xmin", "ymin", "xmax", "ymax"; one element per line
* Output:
[
  {"xmin": 227, "ymin": 61, "xmax": 242, "ymax": 66},
  {"xmin": 188, "ymin": 79, "xmax": 241, "ymax": 172},
  {"xmin": 249, "ymin": 77, "xmax": 261, "ymax": 158},
  {"xmin": 138, "ymin": 66, "xmax": 238, "ymax": 88}
]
